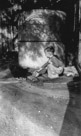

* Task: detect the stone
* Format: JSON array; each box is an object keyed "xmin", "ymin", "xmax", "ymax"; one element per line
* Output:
[{"xmin": 18, "ymin": 9, "xmax": 65, "ymax": 69}]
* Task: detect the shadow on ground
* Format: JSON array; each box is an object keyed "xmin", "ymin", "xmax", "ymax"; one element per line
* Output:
[{"xmin": 60, "ymin": 75, "xmax": 81, "ymax": 136}]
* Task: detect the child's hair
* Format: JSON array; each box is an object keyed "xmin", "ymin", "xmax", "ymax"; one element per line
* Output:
[{"xmin": 44, "ymin": 46, "xmax": 55, "ymax": 54}]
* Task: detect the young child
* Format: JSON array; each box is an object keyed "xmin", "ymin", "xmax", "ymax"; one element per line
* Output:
[{"xmin": 33, "ymin": 46, "xmax": 64, "ymax": 79}]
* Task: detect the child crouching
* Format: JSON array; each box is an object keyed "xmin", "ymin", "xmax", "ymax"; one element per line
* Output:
[{"xmin": 28, "ymin": 46, "xmax": 64, "ymax": 80}]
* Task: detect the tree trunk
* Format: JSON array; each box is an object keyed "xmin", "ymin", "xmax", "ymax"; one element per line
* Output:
[{"xmin": 78, "ymin": 0, "xmax": 81, "ymax": 72}]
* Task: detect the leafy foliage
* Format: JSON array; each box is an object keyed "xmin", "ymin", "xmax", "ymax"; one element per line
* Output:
[{"xmin": 0, "ymin": 0, "xmax": 66, "ymax": 51}]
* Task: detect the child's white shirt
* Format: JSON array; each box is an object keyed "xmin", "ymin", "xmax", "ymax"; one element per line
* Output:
[{"xmin": 47, "ymin": 56, "xmax": 64, "ymax": 78}]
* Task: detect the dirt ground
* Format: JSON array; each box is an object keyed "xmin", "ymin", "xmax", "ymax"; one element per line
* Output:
[{"xmin": 0, "ymin": 63, "xmax": 81, "ymax": 136}]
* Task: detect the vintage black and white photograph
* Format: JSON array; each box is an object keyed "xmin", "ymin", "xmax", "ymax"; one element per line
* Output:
[{"xmin": 0, "ymin": 0, "xmax": 81, "ymax": 136}]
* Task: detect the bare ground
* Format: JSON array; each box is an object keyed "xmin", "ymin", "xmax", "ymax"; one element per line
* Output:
[{"xmin": 0, "ymin": 61, "xmax": 81, "ymax": 136}]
